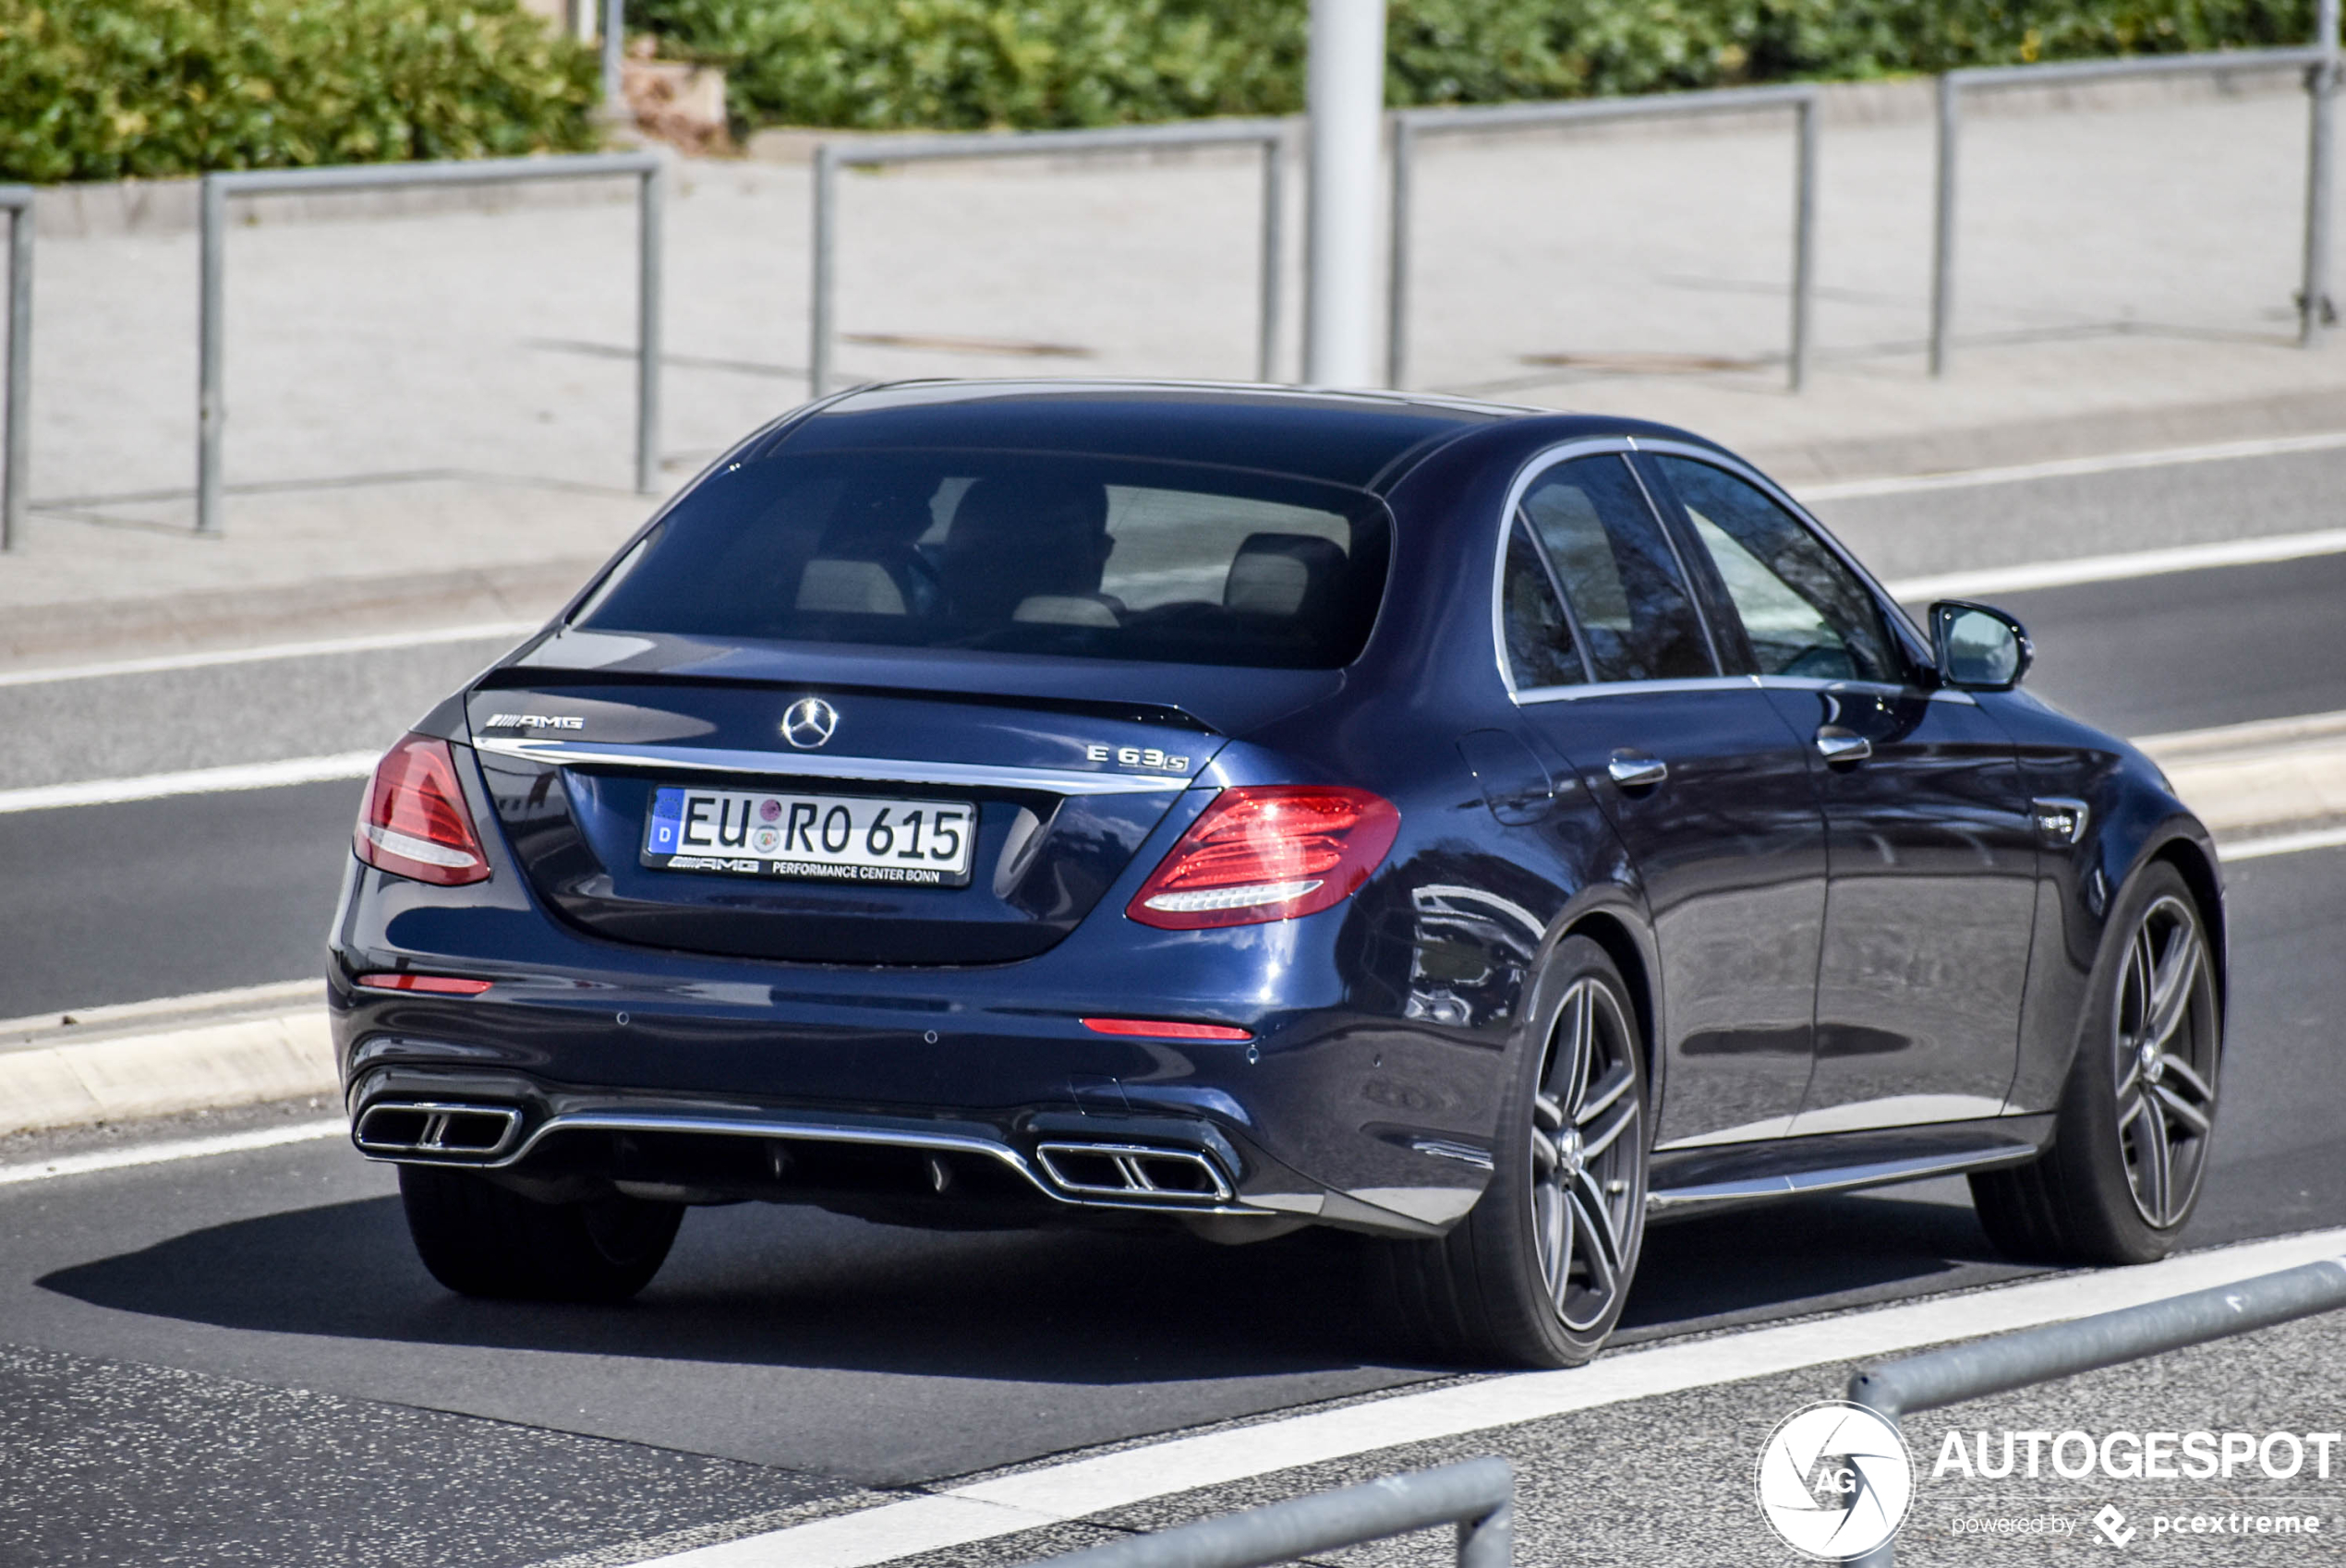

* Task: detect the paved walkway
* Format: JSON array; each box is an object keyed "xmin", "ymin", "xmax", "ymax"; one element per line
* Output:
[{"xmin": 6, "ymin": 74, "xmax": 2345, "ymax": 665}]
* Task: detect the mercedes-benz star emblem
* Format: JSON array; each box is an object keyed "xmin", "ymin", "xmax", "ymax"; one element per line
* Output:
[{"xmin": 781, "ymin": 697, "xmax": 839, "ymax": 750}]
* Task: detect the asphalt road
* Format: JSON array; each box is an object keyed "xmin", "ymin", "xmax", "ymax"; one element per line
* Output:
[{"xmin": 4, "ymin": 448, "xmax": 2344, "ymax": 1564}]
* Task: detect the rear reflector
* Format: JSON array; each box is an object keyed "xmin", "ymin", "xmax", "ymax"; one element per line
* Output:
[
  {"xmin": 1127, "ymin": 785, "xmax": 1399, "ymax": 930},
  {"xmin": 355, "ymin": 973, "xmax": 493, "ymax": 995},
  {"xmin": 354, "ymin": 735, "xmax": 491, "ymax": 887},
  {"xmin": 1081, "ymin": 1017, "xmax": 1252, "ymax": 1042}
]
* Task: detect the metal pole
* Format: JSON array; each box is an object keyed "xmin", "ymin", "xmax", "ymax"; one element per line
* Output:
[
  {"xmin": 197, "ymin": 175, "xmax": 226, "ymax": 536},
  {"xmin": 1303, "ymin": 0, "xmax": 1387, "ymax": 386},
  {"xmin": 635, "ymin": 163, "xmax": 663, "ymax": 494},
  {"xmin": 2, "ymin": 199, "xmax": 30, "ymax": 553},
  {"xmin": 1385, "ymin": 116, "xmax": 1411, "ymax": 389},
  {"xmin": 1258, "ymin": 133, "xmax": 1285, "ymax": 382},
  {"xmin": 1929, "ymin": 74, "xmax": 1960, "ymax": 377},
  {"xmin": 810, "ymin": 146, "xmax": 837, "ymax": 399},
  {"xmin": 2304, "ymin": 0, "xmax": 2340, "ymax": 346},
  {"xmin": 600, "ymin": 0, "xmax": 627, "ymax": 124},
  {"xmin": 1789, "ymin": 96, "xmax": 1817, "ymax": 391}
]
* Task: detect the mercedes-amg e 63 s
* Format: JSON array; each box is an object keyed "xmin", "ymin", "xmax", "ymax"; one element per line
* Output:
[{"xmin": 332, "ymin": 380, "xmax": 2224, "ymax": 1367}]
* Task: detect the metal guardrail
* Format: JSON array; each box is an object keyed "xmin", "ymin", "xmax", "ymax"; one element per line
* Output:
[
  {"xmin": 197, "ymin": 151, "xmax": 666, "ymax": 536},
  {"xmin": 1929, "ymin": 34, "xmax": 2339, "ymax": 375},
  {"xmin": 1023, "ymin": 1457, "xmax": 1514, "ymax": 1568},
  {"xmin": 1845, "ymin": 1254, "xmax": 2346, "ymax": 1566},
  {"xmin": 1387, "ymin": 84, "xmax": 1821, "ymax": 392},
  {"xmin": 1, "ymin": 185, "xmax": 30, "ymax": 553},
  {"xmin": 809, "ymin": 118, "xmax": 1291, "ymax": 398}
]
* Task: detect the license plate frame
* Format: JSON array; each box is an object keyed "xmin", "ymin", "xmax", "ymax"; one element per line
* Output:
[{"xmin": 640, "ymin": 784, "xmax": 976, "ymax": 888}]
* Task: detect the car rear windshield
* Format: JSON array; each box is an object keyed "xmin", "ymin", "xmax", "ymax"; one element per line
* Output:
[{"xmin": 574, "ymin": 447, "xmax": 1393, "ymax": 669}]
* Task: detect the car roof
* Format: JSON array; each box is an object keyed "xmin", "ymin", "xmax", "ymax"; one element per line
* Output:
[{"xmin": 769, "ymin": 378, "xmax": 1558, "ymax": 491}]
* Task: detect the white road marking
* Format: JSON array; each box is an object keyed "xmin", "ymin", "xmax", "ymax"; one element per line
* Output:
[
  {"xmin": 1802, "ymin": 429, "xmax": 2346, "ymax": 502},
  {"xmin": 2220, "ymin": 824, "xmax": 2346, "ymax": 862},
  {"xmin": 1882, "ymin": 526, "xmax": 2346, "ymax": 602},
  {"xmin": 0, "ymin": 621, "xmax": 537, "ymax": 689},
  {"xmin": 0, "ymin": 752, "xmax": 378, "ymax": 814},
  {"xmin": 0, "ymin": 1119, "xmax": 346, "ymax": 1187},
  {"xmin": 643, "ymin": 1232, "xmax": 2346, "ymax": 1568}
]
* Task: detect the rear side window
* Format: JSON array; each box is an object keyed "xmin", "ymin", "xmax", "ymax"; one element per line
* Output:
[
  {"xmin": 1501, "ymin": 520, "xmax": 1585, "ymax": 690},
  {"xmin": 1650, "ymin": 456, "xmax": 1903, "ymax": 685},
  {"xmin": 1518, "ymin": 456, "xmax": 1713, "ymax": 683},
  {"xmin": 577, "ymin": 449, "xmax": 1391, "ymax": 669}
]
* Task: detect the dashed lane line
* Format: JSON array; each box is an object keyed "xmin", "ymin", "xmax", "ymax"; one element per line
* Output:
[
  {"xmin": 1882, "ymin": 526, "xmax": 2346, "ymax": 602},
  {"xmin": 0, "ymin": 1120, "xmax": 345, "ymax": 1187},
  {"xmin": 636, "ymin": 1232, "xmax": 2346, "ymax": 1568},
  {"xmin": 1801, "ymin": 429, "xmax": 2346, "ymax": 502},
  {"xmin": 0, "ymin": 622, "xmax": 537, "ymax": 688},
  {"xmin": 0, "ymin": 753, "xmax": 378, "ymax": 814}
]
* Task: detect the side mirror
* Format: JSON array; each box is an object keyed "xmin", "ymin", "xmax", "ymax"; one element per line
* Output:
[{"xmin": 1929, "ymin": 600, "xmax": 2032, "ymax": 691}]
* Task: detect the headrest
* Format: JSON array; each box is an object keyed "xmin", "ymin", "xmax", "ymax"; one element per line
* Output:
[
  {"xmin": 1011, "ymin": 595, "xmax": 1119, "ymax": 627},
  {"xmin": 1225, "ymin": 533, "xmax": 1347, "ymax": 618},
  {"xmin": 796, "ymin": 559, "xmax": 906, "ymax": 615}
]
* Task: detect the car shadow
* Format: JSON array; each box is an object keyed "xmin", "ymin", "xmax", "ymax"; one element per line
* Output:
[{"xmin": 39, "ymin": 1182, "xmax": 2026, "ymax": 1378}]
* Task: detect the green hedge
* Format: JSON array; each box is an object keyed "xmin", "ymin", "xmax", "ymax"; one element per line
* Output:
[
  {"xmin": 0, "ymin": 0, "xmax": 599, "ymax": 183},
  {"xmin": 634, "ymin": 0, "xmax": 2326, "ymax": 133}
]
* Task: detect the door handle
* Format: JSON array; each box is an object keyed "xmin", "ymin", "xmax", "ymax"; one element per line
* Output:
[
  {"xmin": 1815, "ymin": 726, "xmax": 1872, "ymax": 765},
  {"xmin": 1606, "ymin": 751, "xmax": 1668, "ymax": 790}
]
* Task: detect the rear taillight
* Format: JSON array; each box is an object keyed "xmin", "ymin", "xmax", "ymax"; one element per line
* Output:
[
  {"xmin": 1127, "ymin": 786, "xmax": 1399, "ymax": 930},
  {"xmin": 354, "ymin": 735, "xmax": 490, "ymax": 887}
]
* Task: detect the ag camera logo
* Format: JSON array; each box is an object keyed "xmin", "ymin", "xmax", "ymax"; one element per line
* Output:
[{"xmin": 1756, "ymin": 1401, "xmax": 1915, "ymax": 1560}]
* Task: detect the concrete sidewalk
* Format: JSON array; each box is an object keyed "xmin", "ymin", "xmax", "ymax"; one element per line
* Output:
[{"xmin": 5, "ymin": 74, "xmax": 2346, "ymax": 667}]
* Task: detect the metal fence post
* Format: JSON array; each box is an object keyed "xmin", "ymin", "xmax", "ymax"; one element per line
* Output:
[
  {"xmin": 1385, "ymin": 116, "xmax": 1412, "ymax": 389},
  {"xmin": 1790, "ymin": 92, "xmax": 1818, "ymax": 391},
  {"xmin": 810, "ymin": 145, "xmax": 838, "ymax": 400},
  {"xmin": 635, "ymin": 162, "xmax": 664, "ymax": 493},
  {"xmin": 197, "ymin": 174, "xmax": 226, "ymax": 536},
  {"xmin": 1929, "ymin": 73, "xmax": 1960, "ymax": 378},
  {"xmin": 2, "ymin": 188, "xmax": 30, "ymax": 553},
  {"xmin": 2306, "ymin": 0, "xmax": 2340, "ymax": 346},
  {"xmin": 600, "ymin": 0, "xmax": 627, "ymax": 123},
  {"xmin": 1258, "ymin": 133, "xmax": 1287, "ymax": 383}
]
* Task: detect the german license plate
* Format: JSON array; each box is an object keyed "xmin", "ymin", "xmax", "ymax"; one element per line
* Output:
[{"xmin": 642, "ymin": 786, "xmax": 975, "ymax": 887}]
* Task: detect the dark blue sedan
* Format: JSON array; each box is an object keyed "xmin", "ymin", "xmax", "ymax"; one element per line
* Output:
[{"xmin": 331, "ymin": 380, "xmax": 2224, "ymax": 1367}]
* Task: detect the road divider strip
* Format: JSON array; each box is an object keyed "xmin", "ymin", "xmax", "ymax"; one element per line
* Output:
[
  {"xmin": 0, "ymin": 752, "xmax": 378, "ymax": 814},
  {"xmin": 1883, "ymin": 526, "xmax": 2346, "ymax": 602},
  {"xmin": 2219, "ymin": 824, "xmax": 2346, "ymax": 862},
  {"xmin": 0, "ymin": 621, "xmax": 537, "ymax": 688},
  {"xmin": 633, "ymin": 1227, "xmax": 2346, "ymax": 1568},
  {"xmin": 0, "ymin": 1006, "xmax": 337, "ymax": 1139},
  {"xmin": 1804, "ymin": 430, "xmax": 2346, "ymax": 503}
]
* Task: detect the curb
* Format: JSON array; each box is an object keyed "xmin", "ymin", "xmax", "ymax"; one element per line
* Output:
[{"xmin": 0, "ymin": 1008, "xmax": 335, "ymax": 1139}]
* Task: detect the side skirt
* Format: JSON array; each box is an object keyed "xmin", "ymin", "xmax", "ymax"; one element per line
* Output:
[{"xmin": 1646, "ymin": 1116, "xmax": 2054, "ymax": 1221}]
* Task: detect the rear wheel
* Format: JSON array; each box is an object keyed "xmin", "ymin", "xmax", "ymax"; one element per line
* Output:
[
  {"xmin": 399, "ymin": 1165, "xmax": 683, "ymax": 1302},
  {"xmin": 1379, "ymin": 936, "xmax": 1650, "ymax": 1367},
  {"xmin": 1971, "ymin": 861, "xmax": 2220, "ymax": 1265}
]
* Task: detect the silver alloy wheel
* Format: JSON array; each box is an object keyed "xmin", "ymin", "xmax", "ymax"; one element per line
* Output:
[
  {"xmin": 1530, "ymin": 977, "xmax": 1643, "ymax": 1333},
  {"xmin": 2111, "ymin": 893, "xmax": 2219, "ymax": 1227}
]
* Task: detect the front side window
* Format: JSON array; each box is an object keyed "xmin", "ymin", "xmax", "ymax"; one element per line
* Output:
[
  {"xmin": 1649, "ymin": 456, "xmax": 1904, "ymax": 685},
  {"xmin": 1518, "ymin": 456, "xmax": 1713, "ymax": 683},
  {"xmin": 577, "ymin": 449, "xmax": 1390, "ymax": 669}
]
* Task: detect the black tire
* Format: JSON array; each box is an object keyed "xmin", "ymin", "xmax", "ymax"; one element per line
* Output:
[
  {"xmin": 1971, "ymin": 860, "xmax": 2221, "ymax": 1265},
  {"xmin": 1376, "ymin": 935, "xmax": 1651, "ymax": 1367},
  {"xmin": 399, "ymin": 1165, "xmax": 683, "ymax": 1302}
]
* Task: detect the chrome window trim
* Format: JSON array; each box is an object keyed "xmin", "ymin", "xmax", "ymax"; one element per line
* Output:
[
  {"xmin": 1751, "ymin": 673, "xmax": 1977, "ymax": 706},
  {"xmin": 1626, "ymin": 440, "xmax": 1940, "ymax": 673},
  {"xmin": 472, "ymin": 735, "xmax": 1194, "ymax": 794},
  {"xmin": 1514, "ymin": 674, "xmax": 1762, "ymax": 706}
]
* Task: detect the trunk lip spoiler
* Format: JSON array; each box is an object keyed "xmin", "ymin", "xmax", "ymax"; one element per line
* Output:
[{"xmin": 472, "ymin": 735, "xmax": 1198, "ymax": 796}]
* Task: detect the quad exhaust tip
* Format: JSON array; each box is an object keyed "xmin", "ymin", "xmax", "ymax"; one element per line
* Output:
[
  {"xmin": 1035, "ymin": 1140, "xmax": 1233, "ymax": 1203},
  {"xmin": 355, "ymin": 1101, "xmax": 522, "ymax": 1161}
]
